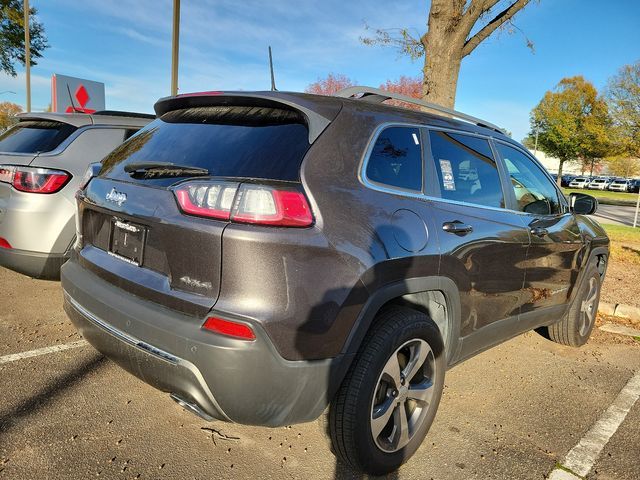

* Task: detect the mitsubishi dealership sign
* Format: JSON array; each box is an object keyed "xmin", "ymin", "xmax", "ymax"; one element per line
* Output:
[{"xmin": 51, "ymin": 74, "xmax": 105, "ymax": 113}]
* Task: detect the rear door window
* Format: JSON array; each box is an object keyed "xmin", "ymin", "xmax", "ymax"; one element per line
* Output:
[
  {"xmin": 365, "ymin": 126, "xmax": 423, "ymax": 192},
  {"xmin": 428, "ymin": 130, "xmax": 504, "ymax": 208},
  {"xmin": 0, "ymin": 121, "xmax": 77, "ymax": 153},
  {"xmin": 100, "ymin": 106, "xmax": 311, "ymax": 187}
]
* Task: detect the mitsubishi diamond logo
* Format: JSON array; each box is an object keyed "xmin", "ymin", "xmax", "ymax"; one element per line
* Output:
[{"xmin": 106, "ymin": 187, "xmax": 127, "ymax": 206}]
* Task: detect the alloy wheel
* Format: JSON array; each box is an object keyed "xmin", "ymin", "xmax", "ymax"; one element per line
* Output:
[
  {"xmin": 370, "ymin": 338, "xmax": 437, "ymax": 453},
  {"xmin": 579, "ymin": 276, "xmax": 598, "ymax": 336}
]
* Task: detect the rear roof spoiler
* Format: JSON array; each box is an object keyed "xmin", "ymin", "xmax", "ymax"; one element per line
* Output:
[
  {"xmin": 16, "ymin": 111, "xmax": 152, "ymax": 128},
  {"xmin": 154, "ymin": 91, "xmax": 342, "ymax": 143},
  {"xmin": 16, "ymin": 112, "xmax": 94, "ymax": 127}
]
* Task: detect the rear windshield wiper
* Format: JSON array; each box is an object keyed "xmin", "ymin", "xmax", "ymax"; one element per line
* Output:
[{"xmin": 124, "ymin": 162, "xmax": 209, "ymax": 179}]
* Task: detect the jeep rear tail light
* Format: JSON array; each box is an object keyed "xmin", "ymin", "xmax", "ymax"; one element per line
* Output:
[
  {"xmin": 174, "ymin": 181, "xmax": 240, "ymax": 220},
  {"xmin": 0, "ymin": 165, "xmax": 71, "ymax": 194},
  {"xmin": 202, "ymin": 317, "xmax": 256, "ymax": 340},
  {"xmin": 0, "ymin": 237, "xmax": 11, "ymax": 249},
  {"xmin": 0, "ymin": 165, "xmax": 14, "ymax": 184},
  {"xmin": 173, "ymin": 181, "xmax": 313, "ymax": 227},
  {"xmin": 231, "ymin": 184, "xmax": 313, "ymax": 227}
]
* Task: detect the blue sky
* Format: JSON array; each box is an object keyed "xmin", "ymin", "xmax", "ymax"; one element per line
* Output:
[{"xmin": 1, "ymin": 0, "xmax": 638, "ymax": 141}]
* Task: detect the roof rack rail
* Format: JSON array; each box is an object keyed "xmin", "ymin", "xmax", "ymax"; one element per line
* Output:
[
  {"xmin": 334, "ymin": 86, "xmax": 504, "ymax": 134},
  {"xmin": 93, "ymin": 110, "xmax": 155, "ymax": 119}
]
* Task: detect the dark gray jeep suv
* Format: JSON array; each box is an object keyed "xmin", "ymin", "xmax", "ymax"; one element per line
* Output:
[{"xmin": 61, "ymin": 87, "xmax": 608, "ymax": 474}]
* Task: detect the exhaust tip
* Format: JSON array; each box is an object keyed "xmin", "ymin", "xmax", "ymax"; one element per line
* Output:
[{"xmin": 170, "ymin": 393, "xmax": 215, "ymax": 422}]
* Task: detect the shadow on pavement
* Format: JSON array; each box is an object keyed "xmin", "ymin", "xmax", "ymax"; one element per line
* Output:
[{"xmin": 0, "ymin": 353, "xmax": 107, "ymax": 436}]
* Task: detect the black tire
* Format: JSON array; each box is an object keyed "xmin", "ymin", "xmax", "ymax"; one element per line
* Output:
[
  {"xmin": 328, "ymin": 306, "xmax": 445, "ymax": 475},
  {"xmin": 547, "ymin": 263, "xmax": 601, "ymax": 347}
]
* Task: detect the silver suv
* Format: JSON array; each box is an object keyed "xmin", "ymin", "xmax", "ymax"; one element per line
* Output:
[{"xmin": 0, "ymin": 111, "xmax": 151, "ymax": 279}]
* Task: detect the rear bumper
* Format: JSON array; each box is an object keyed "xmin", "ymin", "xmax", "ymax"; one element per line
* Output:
[
  {"xmin": 61, "ymin": 258, "xmax": 351, "ymax": 426},
  {"xmin": 0, "ymin": 185, "xmax": 75, "ymax": 254},
  {"xmin": 0, "ymin": 247, "xmax": 67, "ymax": 279}
]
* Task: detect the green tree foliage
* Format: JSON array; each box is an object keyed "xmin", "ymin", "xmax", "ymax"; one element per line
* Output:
[
  {"xmin": 0, "ymin": 100, "xmax": 21, "ymax": 129},
  {"xmin": 605, "ymin": 156, "xmax": 640, "ymax": 178},
  {"xmin": 529, "ymin": 76, "xmax": 612, "ymax": 182},
  {"xmin": 606, "ymin": 61, "xmax": 640, "ymax": 157},
  {"xmin": 0, "ymin": 0, "xmax": 48, "ymax": 76}
]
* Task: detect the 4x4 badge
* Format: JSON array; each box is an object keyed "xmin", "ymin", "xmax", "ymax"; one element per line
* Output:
[{"xmin": 106, "ymin": 187, "xmax": 127, "ymax": 206}]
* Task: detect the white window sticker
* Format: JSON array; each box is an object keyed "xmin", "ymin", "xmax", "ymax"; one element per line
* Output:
[
  {"xmin": 439, "ymin": 159, "xmax": 456, "ymax": 191},
  {"xmin": 412, "ymin": 133, "xmax": 420, "ymax": 145}
]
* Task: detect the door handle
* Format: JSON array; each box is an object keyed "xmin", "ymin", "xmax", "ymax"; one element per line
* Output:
[
  {"xmin": 530, "ymin": 226, "xmax": 549, "ymax": 238},
  {"xmin": 442, "ymin": 221, "xmax": 473, "ymax": 235}
]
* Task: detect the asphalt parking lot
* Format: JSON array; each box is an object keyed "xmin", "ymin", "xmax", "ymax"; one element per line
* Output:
[{"xmin": 1, "ymin": 266, "xmax": 639, "ymax": 480}]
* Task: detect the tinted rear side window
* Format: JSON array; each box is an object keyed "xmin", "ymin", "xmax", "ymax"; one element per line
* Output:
[
  {"xmin": 100, "ymin": 106, "xmax": 310, "ymax": 186},
  {"xmin": 365, "ymin": 126, "xmax": 423, "ymax": 192},
  {"xmin": 0, "ymin": 121, "xmax": 77, "ymax": 153},
  {"xmin": 429, "ymin": 130, "xmax": 504, "ymax": 208}
]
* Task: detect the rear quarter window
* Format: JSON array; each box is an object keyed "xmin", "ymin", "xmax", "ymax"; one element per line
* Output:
[
  {"xmin": 100, "ymin": 106, "xmax": 311, "ymax": 186},
  {"xmin": 0, "ymin": 121, "xmax": 77, "ymax": 153},
  {"xmin": 365, "ymin": 126, "xmax": 423, "ymax": 192}
]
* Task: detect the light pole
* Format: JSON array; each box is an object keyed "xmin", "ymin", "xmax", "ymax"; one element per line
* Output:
[
  {"xmin": 170, "ymin": 0, "xmax": 180, "ymax": 96},
  {"xmin": 24, "ymin": 0, "xmax": 31, "ymax": 112},
  {"xmin": 634, "ymin": 188, "xmax": 639, "ymax": 228}
]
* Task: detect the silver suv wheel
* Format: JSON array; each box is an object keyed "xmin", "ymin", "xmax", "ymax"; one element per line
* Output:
[
  {"xmin": 370, "ymin": 338, "xmax": 437, "ymax": 453},
  {"xmin": 579, "ymin": 276, "xmax": 598, "ymax": 336}
]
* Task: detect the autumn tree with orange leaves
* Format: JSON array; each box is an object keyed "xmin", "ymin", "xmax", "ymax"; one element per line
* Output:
[{"xmin": 306, "ymin": 74, "xmax": 422, "ymax": 109}]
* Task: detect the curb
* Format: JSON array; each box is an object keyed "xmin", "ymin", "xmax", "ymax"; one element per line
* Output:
[
  {"xmin": 599, "ymin": 302, "xmax": 640, "ymax": 325},
  {"xmin": 596, "ymin": 199, "xmax": 636, "ymax": 207}
]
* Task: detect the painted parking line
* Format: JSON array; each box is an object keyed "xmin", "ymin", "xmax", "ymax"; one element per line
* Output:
[
  {"xmin": 548, "ymin": 369, "xmax": 640, "ymax": 479},
  {"xmin": 0, "ymin": 340, "xmax": 89, "ymax": 364}
]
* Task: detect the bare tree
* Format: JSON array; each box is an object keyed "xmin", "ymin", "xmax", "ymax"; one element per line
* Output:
[{"xmin": 362, "ymin": 0, "xmax": 534, "ymax": 108}]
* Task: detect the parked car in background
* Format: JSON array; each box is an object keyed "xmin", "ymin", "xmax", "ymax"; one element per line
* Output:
[
  {"xmin": 561, "ymin": 174, "xmax": 576, "ymax": 187},
  {"xmin": 630, "ymin": 179, "xmax": 640, "ymax": 193},
  {"xmin": 62, "ymin": 87, "xmax": 609, "ymax": 475},
  {"xmin": 0, "ymin": 111, "xmax": 153, "ymax": 279},
  {"xmin": 569, "ymin": 177, "xmax": 590, "ymax": 188},
  {"xmin": 588, "ymin": 177, "xmax": 611, "ymax": 190},
  {"xmin": 608, "ymin": 178, "xmax": 631, "ymax": 192}
]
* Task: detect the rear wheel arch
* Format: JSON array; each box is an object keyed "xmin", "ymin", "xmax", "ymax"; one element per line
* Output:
[
  {"xmin": 342, "ymin": 276, "xmax": 462, "ymax": 367},
  {"xmin": 569, "ymin": 245, "xmax": 608, "ymax": 304}
]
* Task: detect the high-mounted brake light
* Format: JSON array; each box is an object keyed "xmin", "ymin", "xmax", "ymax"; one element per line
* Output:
[
  {"xmin": 173, "ymin": 180, "xmax": 313, "ymax": 227},
  {"xmin": 0, "ymin": 165, "xmax": 71, "ymax": 194},
  {"xmin": 202, "ymin": 317, "xmax": 256, "ymax": 340}
]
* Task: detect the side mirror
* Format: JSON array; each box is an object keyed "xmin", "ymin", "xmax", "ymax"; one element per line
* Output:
[{"xmin": 569, "ymin": 192, "xmax": 598, "ymax": 215}]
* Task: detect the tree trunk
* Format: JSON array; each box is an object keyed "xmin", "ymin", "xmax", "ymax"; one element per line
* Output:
[
  {"xmin": 419, "ymin": 0, "xmax": 531, "ymax": 109},
  {"xmin": 421, "ymin": 42, "xmax": 464, "ymax": 109},
  {"xmin": 557, "ymin": 159, "xmax": 565, "ymax": 187},
  {"xmin": 421, "ymin": 1, "xmax": 467, "ymax": 109}
]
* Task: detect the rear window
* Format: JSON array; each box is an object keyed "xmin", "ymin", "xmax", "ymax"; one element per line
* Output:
[
  {"xmin": 0, "ymin": 121, "xmax": 77, "ymax": 153},
  {"xmin": 100, "ymin": 106, "xmax": 310, "ymax": 186}
]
